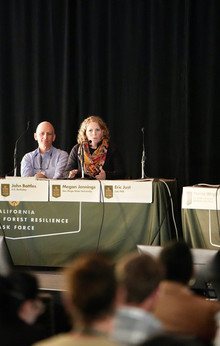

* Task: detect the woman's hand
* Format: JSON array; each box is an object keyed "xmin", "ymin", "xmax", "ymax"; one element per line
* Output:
[
  {"xmin": 95, "ymin": 167, "xmax": 106, "ymax": 180},
  {"xmin": 68, "ymin": 169, "xmax": 78, "ymax": 179}
]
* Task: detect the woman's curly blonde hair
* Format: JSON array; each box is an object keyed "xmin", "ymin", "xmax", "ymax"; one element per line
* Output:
[{"xmin": 77, "ymin": 115, "xmax": 110, "ymax": 144}]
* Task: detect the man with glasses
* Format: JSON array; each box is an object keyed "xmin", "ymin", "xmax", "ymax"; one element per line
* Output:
[{"xmin": 21, "ymin": 121, "xmax": 68, "ymax": 179}]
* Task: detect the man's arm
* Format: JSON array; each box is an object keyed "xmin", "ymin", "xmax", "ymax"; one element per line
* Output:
[
  {"xmin": 53, "ymin": 150, "xmax": 69, "ymax": 179},
  {"xmin": 20, "ymin": 153, "xmax": 35, "ymax": 177}
]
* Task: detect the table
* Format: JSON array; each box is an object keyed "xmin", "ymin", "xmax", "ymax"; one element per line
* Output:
[
  {"xmin": 181, "ymin": 185, "xmax": 220, "ymax": 249},
  {"xmin": 0, "ymin": 179, "xmax": 178, "ymax": 267}
]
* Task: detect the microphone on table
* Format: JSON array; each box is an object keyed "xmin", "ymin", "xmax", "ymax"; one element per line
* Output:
[
  {"xmin": 141, "ymin": 127, "xmax": 146, "ymax": 179},
  {"xmin": 13, "ymin": 121, "xmax": 30, "ymax": 177}
]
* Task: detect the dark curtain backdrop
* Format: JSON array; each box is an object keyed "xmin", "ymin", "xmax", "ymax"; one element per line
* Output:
[{"xmin": 0, "ymin": 0, "xmax": 219, "ymax": 195}]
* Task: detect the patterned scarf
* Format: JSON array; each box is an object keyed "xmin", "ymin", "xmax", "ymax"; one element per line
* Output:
[{"xmin": 79, "ymin": 139, "xmax": 109, "ymax": 177}]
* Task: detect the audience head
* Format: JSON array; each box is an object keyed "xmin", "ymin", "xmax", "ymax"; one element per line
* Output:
[
  {"xmin": 77, "ymin": 115, "xmax": 110, "ymax": 144},
  {"xmin": 34, "ymin": 121, "xmax": 56, "ymax": 153},
  {"xmin": 63, "ymin": 251, "xmax": 116, "ymax": 327},
  {"xmin": 115, "ymin": 252, "xmax": 163, "ymax": 307},
  {"xmin": 158, "ymin": 240, "xmax": 193, "ymax": 285},
  {"xmin": 0, "ymin": 271, "xmax": 44, "ymax": 324}
]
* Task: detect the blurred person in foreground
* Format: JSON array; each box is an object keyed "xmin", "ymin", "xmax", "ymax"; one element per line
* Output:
[
  {"xmin": 152, "ymin": 240, "xmax": 220, "ymax": 344},
  {"xmin": 112, "ymin": 252, "xmax": 164, "ymax": 345},
  {"xmin": 65, "ymin": 115, "xmax": 125, "ymax": 180},
  {"xmin": 34, "ymin": 252, "xmax": 120, "ymax": 346},
  {"xmin": 0, "ymin": 271, "xmax": 47, "ymax": 346},
  {"xmin": 21, "ymin": 121, "xmax": 68, "ymax": 179}
]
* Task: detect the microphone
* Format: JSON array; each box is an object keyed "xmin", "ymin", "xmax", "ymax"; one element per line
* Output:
[
  {"xmin": 80, "ymin": 140, "xmax": 92, "ymax": 178},
  {"xmin": 13, "ymin": 121, "xmax": 30, "ymax": 177},
  {"xmin": 141, "ymin": 127, "xmax": 146, "ymax": 179}
]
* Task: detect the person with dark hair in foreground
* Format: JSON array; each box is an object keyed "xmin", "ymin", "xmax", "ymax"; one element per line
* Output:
[
  {"xmin": 0, "ymin": 271, "xmax": 47, "ymax": 346},
  {"xmin": 34, "ymin": 252, "xmax": 120, "ymax": 345},
  {"xmin": 152, "ymin": 240, "xmax": 220, "ymax": 344},
  {"xmin": 112, "ymin": 252, "xmax": 164, "ymax": 345}
]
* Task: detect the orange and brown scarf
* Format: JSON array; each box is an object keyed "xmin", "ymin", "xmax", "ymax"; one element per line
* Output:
[{"xmin": 79, "ymin": 139, "xmax": 109, "ymax": 177}]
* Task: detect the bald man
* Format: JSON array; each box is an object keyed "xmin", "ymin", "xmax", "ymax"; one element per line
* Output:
[{"xmin": 21, "ymin": 121, "xmax": 68, "ymax": 179}]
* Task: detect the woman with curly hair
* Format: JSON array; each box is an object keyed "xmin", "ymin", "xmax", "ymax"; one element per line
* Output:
[{"xmin": 65, "ymin": 115, "xmax": 125, "ymax": 180}]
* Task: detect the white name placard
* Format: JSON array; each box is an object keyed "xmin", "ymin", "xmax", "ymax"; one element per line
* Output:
[
  {"xmin": 182, "ymin": 186, "xmax": 220, "ymax": 210},
  {"xmin": 0, "ymin": 177, "xmax": 49, "ymax": 201},
  {"xmin": 100, "ymin": 180, "xmax": 153, "ymax": 203},
  {"xmin": 49, "ymin": 180, "xmax": 100, "ymax": 202}
]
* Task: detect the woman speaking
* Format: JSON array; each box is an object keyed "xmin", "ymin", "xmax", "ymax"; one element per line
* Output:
[{"xmin": 65, "ymin": 115, "xmax": 125, "ymax": 180}]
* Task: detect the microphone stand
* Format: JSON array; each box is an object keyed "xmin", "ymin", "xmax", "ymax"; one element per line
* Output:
[
  {"xmin": 80, "ymin": 140, "xmax": 91, "ymax": 179},
  {"xmin": 13, "ymin": 144, "xmax": 18, "ymax": 177},
  {"xmin": 141, "ymin": 128, "xmax": 146, "ymax": 179},
  {"xmin": 81, "ymin": 143, "xmax": 85, "ymax": 179},
  {"xmin": 13, "ymin": 121, "xmax": 30, "ymax": 177}
]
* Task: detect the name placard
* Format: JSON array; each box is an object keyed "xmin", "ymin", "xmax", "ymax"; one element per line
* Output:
[
  {"xmin": 101, "ymin": 180, "xmax": 153, "ymax": 203},
  {"xmin": 182, "ymin": 186, "xmax": 220, "ymax": 210},
  {"xmin": 49, "ymin": 180, "xmax": 100, "ymax": 202},
  {"xmin": 0, "ymin": 177, "xmax": 49, "ymax": 201}
]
